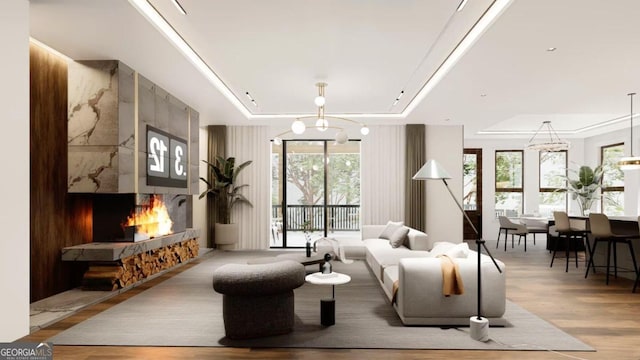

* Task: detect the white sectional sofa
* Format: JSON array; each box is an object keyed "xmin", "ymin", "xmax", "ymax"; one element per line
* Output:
[{"xmin": 362, "ymin": 224, "xmax": 507, "ymax": 326}]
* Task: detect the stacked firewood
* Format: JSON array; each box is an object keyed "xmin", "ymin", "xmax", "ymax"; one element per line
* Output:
[{"xmin": 81, "ymin": 238, "xmax": 200, "ymax": 291}]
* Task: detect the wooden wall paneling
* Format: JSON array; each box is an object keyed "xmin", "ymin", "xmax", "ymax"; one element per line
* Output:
[{"xmin": 30, "ymin": 44, "xmax": 92, "ymax": 302}]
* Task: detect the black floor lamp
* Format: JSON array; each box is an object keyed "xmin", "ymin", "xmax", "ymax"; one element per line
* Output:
[{"xmin": 413, "ymin": 159, "xmax": 502, "ymax": 341}]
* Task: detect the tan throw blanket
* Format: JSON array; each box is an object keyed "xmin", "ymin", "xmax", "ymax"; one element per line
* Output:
[
  {"xmin": 437, "ymin": 254, "xmax": 464, "ymax": 296},
  {"xmin": 391, "ymin": 255, "xmax": 464, "ymax": 305},
  {"xmin": 392, "ymin": 280, "xmax": 399, "ymax": 305}
]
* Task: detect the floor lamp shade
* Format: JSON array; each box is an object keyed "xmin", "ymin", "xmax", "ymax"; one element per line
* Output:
[{"xmin": 412, "ymin": 159, "xmax": 451, "ymax": 180}]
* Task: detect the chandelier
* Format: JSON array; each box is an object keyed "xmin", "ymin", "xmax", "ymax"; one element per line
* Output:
[
  {"xmin": 525, "ymin": 121, "xmax": 570, "ymax": 151},
  {"xmin": 618, "ymin": 92, "xmax": 640, "ymax": 170},
  {"xmin": 274, "ymin": 83, "xmax": 369, "ymax": 145}
]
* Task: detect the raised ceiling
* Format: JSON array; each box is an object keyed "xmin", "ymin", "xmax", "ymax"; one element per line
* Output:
[{"xmin": 29, "ymin": 0, "xmax": 640, "ymax": 138}]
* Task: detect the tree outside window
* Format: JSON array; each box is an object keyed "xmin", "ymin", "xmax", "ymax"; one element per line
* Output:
[
  {"xmin": 539, "ymin": 151, "xmax": 567, "ymax": 218},
  {"xmin": 463, "ymin": 153, "xmax": 477, "ymax": 211},
  {"xmin": 495, "ymin": 150, "xmax": 523, "ymax": 217},
  {"xmin": 601, "ymin": 143, "xmax": 624, "ymax": 215}
]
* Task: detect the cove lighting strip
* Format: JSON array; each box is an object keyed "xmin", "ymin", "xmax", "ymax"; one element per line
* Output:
[
  {"xmin": 477, "ymin": 114, "xmax": 635, "ymax": 136},
  {"xmin": 129, "ymin": 0, "xmax": 512, "ymax": 120},
  {"xmin": 128, "ymin": 0, "xmax": 251, "ymax": 118},
  {"xmin": 29, "ymin": 37, "xmax": 73, "ymax": 61},
  {"xmin": 402, "ymin": 0, "xmax": 513, "ymax": 116}
]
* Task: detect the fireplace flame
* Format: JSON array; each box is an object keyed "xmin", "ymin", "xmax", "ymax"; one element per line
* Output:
[{"xmin": 123, "ymin": 196, "xmax": 173, "ymax": 239}]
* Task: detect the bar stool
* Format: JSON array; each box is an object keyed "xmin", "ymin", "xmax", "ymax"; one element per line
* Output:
[
  {"xmin": 585, "ymin": 213, "xmax": 638, "ymax": 285},
  {"xmin": 551, "ymin": 211, "xmax": 588, "ymax": 272}
]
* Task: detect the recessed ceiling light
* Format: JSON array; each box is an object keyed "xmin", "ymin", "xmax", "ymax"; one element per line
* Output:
[
  {"xmin": 480, "ymin": 94, "xmax": 487, "ymax": 97},
  {"xmin": 546, "ymin": 47, "xmax": 557, "ymax": 52},
  {"xmin": 245, "ymin": 92, "xmax": 258, "ymax": 107},
  {"xmin": 391, "ymin": 90, "xmax": 404, "ymax": 107}
]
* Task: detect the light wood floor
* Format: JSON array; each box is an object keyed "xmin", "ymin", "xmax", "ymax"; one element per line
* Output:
[{"xmin": 21, "ymin": 239, "xmax": 640, "ymax": 360}]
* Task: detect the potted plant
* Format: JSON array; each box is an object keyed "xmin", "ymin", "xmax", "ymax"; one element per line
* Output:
[
  {"xmin": 557, "ymin": 165, "xmax": 604, "ymax": 216},
  {"xmin": 200, "ymin": 156, "xmax": 253, "ymax": 247}
]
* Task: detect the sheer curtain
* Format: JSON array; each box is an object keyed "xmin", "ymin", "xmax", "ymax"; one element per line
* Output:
[
  {"xmin": 227, "ymin": 126, "xmax": 271, "ymax": 249},
  {"xmin": 361, "ymin": 125, "xmax": 406, "ymax": 225}
]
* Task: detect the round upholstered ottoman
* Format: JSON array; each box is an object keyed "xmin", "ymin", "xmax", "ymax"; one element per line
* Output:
[{"xmin": 212, "ymin": 260, "xmax": 305, "ymax": 339}]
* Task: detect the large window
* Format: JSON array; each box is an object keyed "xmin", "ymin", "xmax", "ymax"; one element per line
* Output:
[
  {"xmin": 495, "ymin": 150, "xmax": 523, "ymax": 217},
  {"xmin": 271, "ymin": 140, "xmax": 361, "ymax": 248},
  {"xmin": 601, "ymin": 143, "xmax": 624, "ymax": 215},
  {"xmin": 539, "ymin": 151, "xmax": 567, "ymax": 218},
  {"xmin": 463, "ymin": 152, "xmax": 478, "ymax": 211}
]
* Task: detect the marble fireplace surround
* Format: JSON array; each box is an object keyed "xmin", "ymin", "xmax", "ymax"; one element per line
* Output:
[
  {"xmin": 66, "ymin": 59, "xmax": 198, "ymax": 244},
  {"xmin": 61, "ymin": 228, "xmax": 200, "ymax": 262}
]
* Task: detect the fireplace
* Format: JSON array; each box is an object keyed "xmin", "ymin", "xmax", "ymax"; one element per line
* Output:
[{"xmin": 92, "ymin": 193, "xmax": 187, "ymax": 242}]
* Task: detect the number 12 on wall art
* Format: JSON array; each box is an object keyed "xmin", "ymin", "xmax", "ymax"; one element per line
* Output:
[{"xmin": 146, "ymin": 125, "xmax": 188, "ymax": 188}]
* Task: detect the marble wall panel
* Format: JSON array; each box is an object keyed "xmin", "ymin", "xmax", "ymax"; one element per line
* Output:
[
  {"xmin": 68, "ymin": 60, "xmax": 118, "ymax": 146},
  {"xmin": 68, "ymin": 62, "xmax": 197, "ymax": 196},
  {"xmin": 155, "ymin": 86, "xmax": 170, "ymax": 130},
  {"xmin": 117, "ymin": 144, "xmax": 135, "ymax": 193},
  {"xmin": 137, "ymin": 74, "xmax": 155, "ymax": 156},
  {"xmin": 117, "ymin": 62, "xmax": 135, "ymax": 149},
  {"xmin": 169, "ymin": 95, "xmax": 189, "ymax": 139},
  {"xmin": 68, "ymin": 146, "xmax": 119, "ymax": 193}
]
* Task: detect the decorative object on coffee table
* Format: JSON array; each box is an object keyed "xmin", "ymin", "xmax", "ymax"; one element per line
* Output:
[
  {"xmin": 321, "ymin": 253, "xmax": 333, "ymax": 274},
  {"xmin": 413, "ymin": 159, "xmax": 502, "ymax": 341}
]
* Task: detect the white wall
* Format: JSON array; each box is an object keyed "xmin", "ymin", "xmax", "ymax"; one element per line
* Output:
[
  {"xmin": 464, "ymin": 137, "xmax": 585, "ymax": 241},
  {"xmin": 0, "ymin": 0, "xmax": 30, "ymax": 341},
  {"xmin": 584, "ymin": 125, "xmax": 640, "ymax": 217},
  {"xmin": 426, "ymin": 125, "xmax": 464, "ymax": 244}
]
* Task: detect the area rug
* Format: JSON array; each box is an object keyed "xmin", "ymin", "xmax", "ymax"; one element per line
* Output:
[{"xmin": 48, "ymin": 250, "xmax": 594, "ymax": 351}]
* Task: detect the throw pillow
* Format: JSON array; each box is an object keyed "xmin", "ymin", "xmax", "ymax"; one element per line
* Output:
[
  {"xmin": 389, "ymin": 226, "xmax": 410, "ymax": 248},
  {"xmin": 445, "ymin": 242, "xmax": 470, "ymax": 258},
  {"xmin": 430, "ymin": 242, "xmax": 457, "ymax": 257},
  {"xmin": 380, "ymin": 221, "xmax": 404, "ymax": 240}
]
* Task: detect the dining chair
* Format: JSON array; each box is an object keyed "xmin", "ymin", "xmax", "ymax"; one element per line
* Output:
[
  {"xmin": 520, "ymin": 214, "xmax": 549, "ymax": 246},
  {"xmin": 585, "ymin": 213, "xmax": 638, "ymax": 286},
  {"xmin": 497, "ymin": 216, "xmax": 528, "ymax": 251},
  {"xmin": 550, "ymin": 211, "xmax": 588, "ymax": 272}
]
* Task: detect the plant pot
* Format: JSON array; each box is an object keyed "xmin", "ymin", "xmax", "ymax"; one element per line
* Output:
[{"xmin": 215, "ymin": 223, "xmax": 239, "ymax": 248}]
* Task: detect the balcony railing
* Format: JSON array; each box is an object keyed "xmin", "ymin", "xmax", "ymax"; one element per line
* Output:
[{"xmin": 272, "ymin": 205, "xmax": 360, "ymax": 231}]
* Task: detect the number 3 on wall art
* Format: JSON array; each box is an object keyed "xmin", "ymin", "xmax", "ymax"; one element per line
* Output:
[{"xmin": 147, "ymin": 125, "xmax": 188, "ymax": 188}]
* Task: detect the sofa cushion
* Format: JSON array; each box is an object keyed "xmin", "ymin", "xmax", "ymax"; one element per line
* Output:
[
  {"xmin": 389, "ymin": 226, "xmax": 410, "ymax": 248},
  {"xmin": 365, "ymin": 240, "xmax": 431, "ymax": 281},
  {"xmin": 379, "ymin": 221, "xmax": 404, "ymax": 240},
  {"xmin": 405, "ymin": 228, "xmax": 431, "ymax": 250},
  {"xmin": 336, "ymin": 238, "xmax": 366, "ymax": 259}
]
